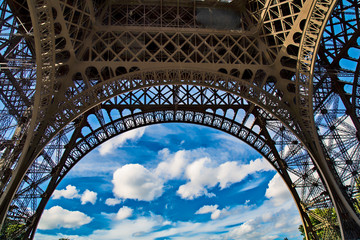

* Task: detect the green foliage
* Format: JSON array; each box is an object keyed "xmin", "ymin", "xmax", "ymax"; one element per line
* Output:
[
  {"xmin": 297, "ymin": 178, "xmax": 360, "ymax": 239},
  {"xmin": 298, "ymin": 208, "xmax": 340, "ymax": 240},
  {"xmin": 355, "ymin": 178, "xmax": 360, "ymax": 214},
  {"xmin": 0, "ymin": 219, "xmax": 25, "ymax": 240},
  {"xmin": 298, "ymin": 224, "xmax": 306, "ymax": 239}
]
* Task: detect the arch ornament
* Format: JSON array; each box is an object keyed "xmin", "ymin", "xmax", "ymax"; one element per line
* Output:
[
  {"xmin": 7, "ymin": 86, "xmax": 331, "ymax": 239},
  {"xmin": 0, "ymin": 0, "xmax": 359, "ymax": 239},
  {"xmin": 310, "ymin": 0, "xmax": 360, "ymax": 236}
]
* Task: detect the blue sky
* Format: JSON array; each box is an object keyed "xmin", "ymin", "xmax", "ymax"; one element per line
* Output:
[{"xmin": 34, "ymin": 123, "xmax": 303, "ymax": 240}]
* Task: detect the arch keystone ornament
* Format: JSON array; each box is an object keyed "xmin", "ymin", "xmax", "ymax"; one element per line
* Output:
[{"xmin": 0, "ymin": 0, "xmax": 359, "ymax": 239}]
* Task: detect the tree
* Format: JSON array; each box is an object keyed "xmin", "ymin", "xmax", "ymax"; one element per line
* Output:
[
  {"xmin": 355, "ymin": 178, "xmax": 360, "ymax": 214},
  {"xmin": 0, "ymin": 219, "xmax": 25, "ymax": 240},
  {"xmin": 298, "ymin": 208, "xmax": 340, "ymax": 240}
]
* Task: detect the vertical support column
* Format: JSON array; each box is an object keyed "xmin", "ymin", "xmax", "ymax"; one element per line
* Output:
[{"xmin": 308, "ymin": 139, "xmax": 360, "ymax": 239}]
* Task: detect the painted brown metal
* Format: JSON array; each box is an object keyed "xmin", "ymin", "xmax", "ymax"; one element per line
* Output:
[{"xmin": 0, "ymin": 0, "xmax": 359, "ymax": 239}]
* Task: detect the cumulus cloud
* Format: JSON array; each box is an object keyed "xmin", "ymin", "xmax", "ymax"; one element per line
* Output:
[
  {"xmin": 265, "ymin": 174, "xmax": 292, "ymax": 206},
  {"xmin": 227, "ymin": 219, "xmax": 270, "ymax": 239},
  {"xmin": 52, "ymin": 185, "xmax": 80, "ymax": 200},
  {"xmin": 35, "ymin": 234, "xmax": 88, "ymax": 240},
  {"xmin": 81, "ymin": 190, "xmax": 97, "ymax": 205},
  {"xmin": 108, "ymin": 148, "xmax": 192, "ymax": 202},
  {"xmin": 196, "ymin": 204, "xmax": 219, "ymax": 214},
  {"xmin": 105, "ymin": 198, "xmax": 122, "ymax": 206},
  {"xmin": 89, "ymin": 214, "xmax": 170, "ymax": 239},
  {"xmin": 217, "ymin": 158, "xmax": 273, "ymax": 189},
  {"xmin": 177, "ymin": 157, "xmax": 218, "ymax": 199},
  {"xmin": 112, "ymin": 164, "xmax": 164, "ymax": 201},
  {"xmin": 106, "ymin": 147, "xmax": 274, "ymax": 201},
  {"xmin": 177, "ymin": 158, "xmax": 273, "ymax": 199},
  {"xmin": 226, "ymin": 208, "xmax": 302, "ymax": 240},
  {"xmin": 36, "ymin": 201, "xmax": 302, "ymax": 240},
  {"xmin": 98, "ymin": 127, "xmax": 146, "ymax": 155},
  {"xmin": 38, "ymin": 206, "xmax": 92, "ymax": 230},
  {"xmin": 155, "ymin": 149, "xmax": 189, "ymax": 179},
  {"xmin": 36, "ymin": 125, "xmax": 304, "ymax": 240},
  {"xmin": 195, "ymin": 204, "xmax": 228, "ymax": 220},
  {"xmin": 38, "ymin": 204, "xmax": 301, "ymax": 239},
  {"xmin": 230, "ymin": 219, "xmax": 256, "ymax": 235},
  {"xmin": 52, "ymin": 185, "xmax": 98, "ymax": 205},
  {"xmin": 116, "ymin": 206, "xmax": 133, "ymax": 220}
]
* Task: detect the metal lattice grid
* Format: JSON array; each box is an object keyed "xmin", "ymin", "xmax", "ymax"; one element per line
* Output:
[{"xmin": 0, "ymin": 0, "xmax": 359, "ymax": 239}]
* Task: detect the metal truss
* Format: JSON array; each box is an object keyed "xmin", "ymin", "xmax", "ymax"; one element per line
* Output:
[
  {"xmin": 8, "ymin": 86, "xmax": 322, "ymax": 239},
  {"xmin": 311, "ymin": 0, "xmax": 360, "ymax": 236},
  {"xmin": 0, "ymin": 0, "xmax": 35, "ymax": 195},
  {"xmin": 0, "ymin": 0, "xmax": 359, "ymax": 239}
]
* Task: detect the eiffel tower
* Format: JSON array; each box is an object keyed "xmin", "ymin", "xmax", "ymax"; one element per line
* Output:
[{"xmin": 0, "ymin": 0, "xmax": 359, "ymax": 239}]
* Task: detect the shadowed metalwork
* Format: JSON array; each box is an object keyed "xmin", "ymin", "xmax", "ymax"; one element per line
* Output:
[{"xmin": 0, "ymin": 0, "xmax": 359, "ymax": 239}]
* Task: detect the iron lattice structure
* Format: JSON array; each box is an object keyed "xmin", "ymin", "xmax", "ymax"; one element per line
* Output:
[{"xmin": 0, "ymin": 0, "xmax": 359, "ymax": 239}]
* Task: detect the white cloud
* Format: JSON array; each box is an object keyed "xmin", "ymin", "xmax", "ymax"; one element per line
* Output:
[
  {"xmin": 105, "ymin": 198, "xmax": 122, "ymax": 206},
  {"xmin": 177, "ymin": 158, "xmax": 273, "ymax": 199},
  {"xmin": 195, "ymin": 204, "xmax": 228, "ymax": 220},
  {"xmin": 52, "ymin": 185, "xmax": 98, "ymax": 205},
  {"xmin": 36, "ymin": 124, "xmax": 303, "ymax": 240},
  {"xmin": 106, "ymin": 149, "xmax": 273, "ymax": 201},
  {"xmin": 177, "ymin": 157, "xmax": 218, "ymax": 199},
  {"xmin": 229, "ymin": 219, "xmax": 256, "ymax": 236},
  {"xmin": 90, "ymin": 214, "xmax": 170, "ymax": 239},
  {"xmin": 237, "ymin": 178, "xmax": 266, "ymax": 192},
  {"xmin": 156, "ymin": 148, "xmax": 189, "ymax": 179},
  {"xmin": 226, "ymin": 218, "xmax": 280, "ymax": 240},
  {"xmin": 38, "ymin": 203, "xmax": 301, "ymax": 239},
  {"xmin": 195, "ymin": 204, "xmax": 219, "ymax": 214},
  {"xmin": 116, "ymin": 206, "xmax": 133, "ymax": 220},
  {"xmin": 112, "ymin": 164, "xmax": 164, "ymax": 201},
  {"xmin": 38, "ymin": 206, "xmax": 92, "ymax": 230},
  {"xmin": 265, "ymin": 174, "xmax": 292, "ymax": 206},
  {"xmin": 52, "ymin": 185, "xmax": 80, "ymax": 200},
  {"xmin": 36, "ymin": 200, "xmax": 302, "ymax": 240},
  {"xmin": 81, "ymin": 190, "xmax": 97, "ymax": 205},
  {"xmin": 210, "ymin": 209, "xmax": 222, "ymax": 220},
  {"xmin": 226, "ymin": 208, "xmax": 302, "ymax": 240},
  {"xmin": 34, "ymin": 233, "xmax": 88, "ymax": 240},
  {"xmin": 98, "ymin": 127, "xmax": 146, "ymax": 156},
  {"xmin": 217, "ymin": 158, "xmax": 273, "ymax": 189}
]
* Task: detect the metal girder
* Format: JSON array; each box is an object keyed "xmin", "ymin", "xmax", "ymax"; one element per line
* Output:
[
  {"xmin": 0, "ymin": 54, "xmax": 32, "ymax": 118},
  {"xmin": 0, "ymin": 0, "xmax": 360, "ymax": 239},
  {"xmin": 3, "ymin": 86, "xmax": 331, "ymax": 239},
  {"xmin": 311, "ymin": 0, "xmax": 360, "ymax": 237},
  {"xmin": 0, "ymin": 0, "xmax": 35, "ymax": 119},
  {"xmin": 10, "ymin": 87, "xmax": 320, "ymax": 239},
  {"xmin": 0, "ymin": 0, "xmax": 36, "ymax": 198}
]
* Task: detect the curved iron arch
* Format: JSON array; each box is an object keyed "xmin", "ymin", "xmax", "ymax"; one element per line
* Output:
[
  {"xmin": 26, "ymin": 108, "xmax": 320, "ymax": 239},
  {"xmin": 1, "ymin": 0, "xmax": 359, "ymax": 238},
  {"xmin": 40, "ymin": 68, "xmax": 297, "ymax": 150},
  {"xmin": 312, "ymin": 0, "xmax": 360, "ymax": 235},
  {"xmin": 9, "ymin": 85, "xmax": 329, "ymax": 239},
  {"xmin": 0, "ymin": 69, "xmax": 310, "ymax": 235}
]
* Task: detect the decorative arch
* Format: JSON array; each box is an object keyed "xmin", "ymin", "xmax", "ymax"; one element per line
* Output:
[
  {"xmin": 1, "ymin": 0, "xmax": 359, "ymax": 239},
  {"xmin": 8, "ymin": 86, "xmax": 332, "ymax": 239},
  {"xmin": 39, "ymin": 68, "xmax": 297, "ymax": 153}
]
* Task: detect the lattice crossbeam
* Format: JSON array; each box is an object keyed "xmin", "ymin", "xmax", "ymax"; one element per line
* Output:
[{"xmin": 1, "ymin": 0, "xmax": 360, "ymax": 239}]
